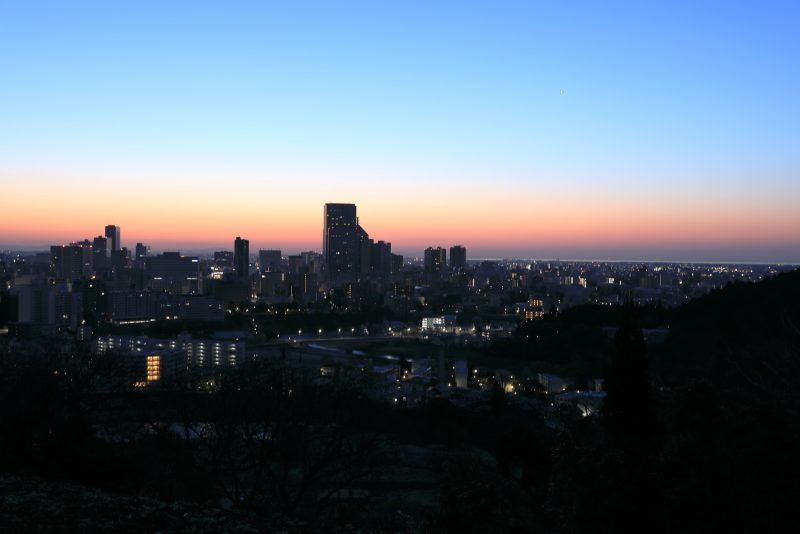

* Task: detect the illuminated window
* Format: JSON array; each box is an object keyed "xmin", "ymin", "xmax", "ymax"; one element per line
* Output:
[{"xmin": 146, "ymin": 355, "xmax": 161, "ymax": 383}]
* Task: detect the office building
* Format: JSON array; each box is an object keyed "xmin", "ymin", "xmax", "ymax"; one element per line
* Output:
[
  {"xmin": 111, "ymin": 247, "xmax": 129, "ymax": 272},
  {"xmin": 174, "ymin": 295, "xmax": 225, "ymax": 321},
  {"xmin": 370, "ymin": 240, "xmax": 392, "ymax": 276},
  {"xmin": 424, "ymin": 247, "xmax": 447, "ymax": 274},
  {"xmin": 50, "ymin": 244, "xmax": 91, "ymax": 281},
  {"xmin": 148, "ymin": 252, "xmax": 201, "ymax": 295},
  {"xmin": 450, "ymin": 245, "xmax": 467, "ymax": 269},
  {"xmin": 234, "ymin": 237, "xmax": 249, "ymax": 282},
  {"xmin": 258, "ymin": 249, "xmax": 282, "ymax": 272},
  {"xmin": 16, "ymin": 280, "xmax": 81, "ymax": 329},
  {"xmin": 92, "ymin": 236, "xmax": 109, "ymax": 271},
  {"xmin": 135, "ymin": 243, "xmax": 149, "ymax": 261},
  {"xmin": 323, "ymin": 203, "xmax": 359, "ymax": 279},
  {"xmin": 260, "ymin": 271, "xmax": 289, "ymax": 301},
  {"xmin": 213, "ymin": 251, "xmax": 233, "ymax": 267},
  {"xmin": 391, "ymin": 253, "xmax": 404, "ymax": 274},
  {"xmin": 109, "ymin": 289, "xmax": 171, "ymax": 323},
  {"xmin": 105, "ymin": 225, "xmax": 121, "ymax": 252}
]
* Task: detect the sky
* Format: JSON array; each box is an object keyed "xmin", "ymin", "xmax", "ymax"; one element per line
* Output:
[{"xmin": 1, "ymin": 0, "xmax": 799, "ymax": 262}]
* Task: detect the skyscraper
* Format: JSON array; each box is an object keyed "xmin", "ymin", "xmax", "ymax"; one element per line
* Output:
[
  {"xmin": 111, "ymin": 247, "xmax": 129, "ymax": 272},
  {"xmin": 92, "ymin": 235, "xmax": 109, "ymax": 271},
  {"xmin": 450, "ymin": 245, "xmax": 467, "ymax": 269},
  {"xmin": 424, "ymin": 247, "xmax": 447, "ymax": 274},
  {"xmin": 135, "ymin": 243, "xmax": 149, "ymax": 261},
  {"xmin": 323, "ymin": 203, "xmax": 358, "ymax": 279},
  {"xmin": 234, "ymin": 237, "xmax": 250, "ymax": 282},
  {"xmin": 370, "ymin": 240, "xmax": 392, "ymax": 276},
  {"xmin": 105, "ymin": 225, "xmax": 121, "ymax": 252},
  {"xmin": 51, "ymin": 244, "xmax": 84, "ymax": 281}
]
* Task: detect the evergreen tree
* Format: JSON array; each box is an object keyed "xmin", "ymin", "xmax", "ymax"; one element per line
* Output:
[{"xmin": 602, "ymin": 299, "xmax": 654, "ymax": 434}]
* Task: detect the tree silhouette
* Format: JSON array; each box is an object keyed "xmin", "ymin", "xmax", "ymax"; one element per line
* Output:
[{"xmin": 602, "ymin": 299, "xmax": 654, "ymax": 435}]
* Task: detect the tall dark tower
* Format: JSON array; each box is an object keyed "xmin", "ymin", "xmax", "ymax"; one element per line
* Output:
[
  {"xmin": 424, "ymin": 247, "xmax": 447, "ymax": 274},
  {"xmin": 92, "ymin": 235, "xmax": 109, "ymax": 270},
  {"xmin": 234, "ymin": 236, "xmax": 250, "ymax": 281},
  {"xmin": 105, "ymin": 225, "xmax": 121, "ymax": 252},
  {"xmin": 323, "ymin": 203, "xmax": 358, "ymax": 279},
  {"xmin": 450, "ymin": 245, "xmax": 467, "ymax": 269}
]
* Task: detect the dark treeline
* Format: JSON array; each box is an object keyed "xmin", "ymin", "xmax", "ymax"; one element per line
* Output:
[{"xmin": 2, "ymin": 270, "xmax": 800, "ymax": 531}]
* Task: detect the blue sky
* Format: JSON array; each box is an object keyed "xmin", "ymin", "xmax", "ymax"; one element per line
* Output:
[{"xmin": 2, "ymin": 1, "xmax": 799, "ymax": 261}]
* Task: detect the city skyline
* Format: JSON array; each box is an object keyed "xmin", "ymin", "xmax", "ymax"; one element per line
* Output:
[
  {"xmin": 2, "ymin": 211, "xmax": 798, "ymax": 265},
  {"xmin": 2, "ymin": 1, "xmax": 799, "ymax": 262}
]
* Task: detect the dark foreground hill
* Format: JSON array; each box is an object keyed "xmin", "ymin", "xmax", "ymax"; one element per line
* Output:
[
  {"xmin": 660, "ymin": 268, "xmax": 800, "ymax": 390},
  {"xmin": 1, "ymin": 270, "xmax": 799, "ymax": 532}
]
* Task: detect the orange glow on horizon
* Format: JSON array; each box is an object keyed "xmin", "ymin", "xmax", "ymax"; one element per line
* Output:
[{"xmin": 3, "ymin": 167, "xmax": 799, "ymax": 258}]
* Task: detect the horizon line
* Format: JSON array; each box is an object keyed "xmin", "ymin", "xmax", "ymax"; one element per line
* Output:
[{"xmin": 1, "ymin": 244, "xmax": 797, "ymax": 267}]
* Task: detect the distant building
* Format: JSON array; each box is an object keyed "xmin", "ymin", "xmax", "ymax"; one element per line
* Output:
[
  {"xmin": 111, "ymin": 247, "xmax": 129, "ymax": 272},
  {"xmin": 109, "ymin": 289, "xmax": 171, "ymax": 324},
  {"xmin": 300, "ymin": 251, "xmax": 323, "ymax": 274},
  {"xmin": 370, "ymin": 240, "xmax": 392, "ymax": 276},
  {"xmin": 391, "ymin": 253, "xmax": 403, "ymax": 274},
  {"xmin": 50, "ymin": 240, "xmax": 92, "ymax": 280},
  {"xmin": 50, "ymin": 244, "xmax": 86, "ymax": 281},
  {"xmin": 234, "ymin": 237, "xmax": 250, "ymax": 282},
  {"xmin": 322, "ymin": 203, "xmax": 390, "ymax": 280},
  {"xmin": 421, "ymin": 315, "xmax": 457, "ymax": 331},
  {"xmin": 288, "ymin": 254, "xmax": 304, "ymax": 274},
  {"xmin": 105, "ymin": 225, "xmax": 121, "ymax": 252},
  {"xmin": 135, "ymin": 243, "xmax": 149, "ymax": 262},
  {"xmin": 148, "ymin": 252, "xmax": 201, "ymax": 295},
  {"xmin": 213, "ymin": 251, "xmax": 234, "ymax": 267},
  {"xmin": 323, "ymin": 203, "xmax": 359, "ymax": 279},
  {"xmin": 16, "ymin": 280, "xmax": 80, "ymax": 328},
  {"xmin": 92, "ymin": 236, "xmax": 109, "ymax": 271},
  {"xmin": 258, "ymin": 249, "xmax": 282, "ymax": 272},
  {"xmin": 211, "ymin": 280, "xmax": 251, "ymax": 308},
  {"xmin": 95, "ymin": 333, "xmax": 243, "ymax": 369},
  {"xmin": 524, "ymin": 298, "xmax": 545, "ymax": 322},
  {"xmin": 424, "ymin": 247, "xmax": 447, "ymax": 274},
  {"xmin": 174, "ymin": 295, "xmax": 225, "ymax": 321},
  {"xmin": 260, "ymin": 271, "xmax": 289, "ymax": 301},
  {"xmin": 449, "ymin": 245, "xmax": 466, "ymax": 269}
]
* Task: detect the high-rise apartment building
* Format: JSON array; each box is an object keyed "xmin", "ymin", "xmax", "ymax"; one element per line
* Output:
[
  {"xmin": 370, "ymin": 240, "xmax": 392, "ymax": 276},
  {"xmin": 213, "ymin": 251, "xmax": 233, "ymax": 267},
  {"xmin": 424, "ymin": 247, "xmax": 447, "ymax": 274},
  {"xmin": 135, "ymin": 243, "xmax": 149, "ymax": 261},
  {"xmin": 92, "ymin": 236, "xmax": 109, "ymax": 271},
  {"xmin": 449, "ymin": 245, "xmax": 467, "ymax": 269},
  {"xmin": 148, "ymin": 252, "xmax": 201, "ymax": 294},
  {"xmin": 323, "ymin": 203, "xmax": 359, "ymax": 279},
  {"xmin": 111, "ymin": 247, "xmax": 129, "ymax": 272},
  {"xmin": 51, "ymin": 244, "xmax": 88, "ymax": 281},
  {"xmin": 322, "ymin": 203, "xmax": 392, "ymax": 280},
  {"xmin": 105, "ymin": 225, "xmax": 121, "ymax": 252},
  {"xmin": 234, "ymin": 237, "xmax": 250, "ymax": 281},
  {"xmin": 391, "ymin": 253, "xmax": 404, "ymax": 275}
]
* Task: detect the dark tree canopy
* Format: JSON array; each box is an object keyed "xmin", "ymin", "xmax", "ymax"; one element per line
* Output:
[{"xmin": 602, "ymin": 300, "xmax": 654, "ymax": 435}]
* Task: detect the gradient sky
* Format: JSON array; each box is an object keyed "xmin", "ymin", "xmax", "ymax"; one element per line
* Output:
[{"xmin": 1, "ymin": 1, "xmax": 799, "ymax": 262}]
